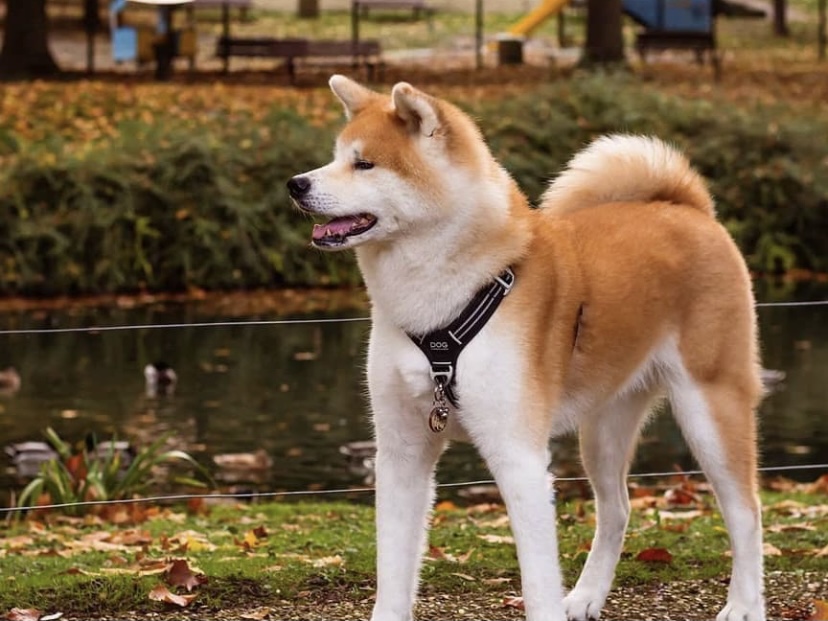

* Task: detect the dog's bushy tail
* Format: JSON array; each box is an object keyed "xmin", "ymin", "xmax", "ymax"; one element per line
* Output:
[{"xmin": 540, "ymin": 134, "xmax": 715, "ymax": 217}]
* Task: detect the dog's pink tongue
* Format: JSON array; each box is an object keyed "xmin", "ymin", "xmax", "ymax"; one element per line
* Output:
[{"xmin": 312, "ymin": 216, "xmax": 357, "ymax": 240}]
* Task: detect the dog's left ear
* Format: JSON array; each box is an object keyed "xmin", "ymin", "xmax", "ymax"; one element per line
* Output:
[{"xmin": 391, "ymin": 82, "xmax": 442, "ymax": 138}]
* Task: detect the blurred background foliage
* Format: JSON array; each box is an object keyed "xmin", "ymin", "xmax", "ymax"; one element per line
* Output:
[{"xmin": 0, "ymin": 73, "xmax": 825, "ymax": 296}]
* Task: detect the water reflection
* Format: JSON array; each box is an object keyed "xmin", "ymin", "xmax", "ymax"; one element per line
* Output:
[{"xmin": 1, "ymin": 282, "xmax": 826, "ymax": 506}]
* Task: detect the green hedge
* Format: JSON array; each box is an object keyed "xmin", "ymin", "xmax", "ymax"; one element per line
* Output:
[{"xmin": 0, "ymin": 75, "xmax": 825, "ymax": 296}]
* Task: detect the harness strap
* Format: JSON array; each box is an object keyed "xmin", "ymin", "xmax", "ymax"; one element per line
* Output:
[{"xmin": 408, "ymin": 267, "xmax": 515, "ymax": 407}]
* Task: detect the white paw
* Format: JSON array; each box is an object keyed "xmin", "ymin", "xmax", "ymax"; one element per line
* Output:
[
  {"xmin": 716, "ymin": 600, "xmax": 765, "ymax": 621},
  {"xmin": 563, "ymin": 588, "xmax": 607, "ymax": 621}
]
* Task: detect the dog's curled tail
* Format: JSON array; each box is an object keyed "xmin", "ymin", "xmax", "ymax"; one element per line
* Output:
[{"xmin": 540, "ymin": 134, "xmax": 715, "ymax": 217}]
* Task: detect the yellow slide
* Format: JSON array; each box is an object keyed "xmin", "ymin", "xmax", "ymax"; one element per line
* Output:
[{"xmin": 507, "ymin": 0, "xmax": 568, "ymax": 37}]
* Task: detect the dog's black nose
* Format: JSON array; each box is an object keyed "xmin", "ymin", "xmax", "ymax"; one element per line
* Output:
[{"xmin": 287, "ymin": 176, "xmax": 311, "ymax": 199}]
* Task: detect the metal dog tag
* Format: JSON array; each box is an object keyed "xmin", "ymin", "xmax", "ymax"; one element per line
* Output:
[{"xmin": 428, "ymin": 405, "xmax": 450, "ymax": 433}]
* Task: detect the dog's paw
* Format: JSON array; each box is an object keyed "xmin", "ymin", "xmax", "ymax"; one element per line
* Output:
[
  {"xmin": 563, "ymin": 589, "xmax": 606, "ymax": 621},
  {"xmin": 716, "ymin": 601, "xmax": 765, "ymax": 621}
]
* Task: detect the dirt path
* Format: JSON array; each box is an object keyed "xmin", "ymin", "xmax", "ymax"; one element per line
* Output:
[{"xmin": 74, "ymin": 571, "xmax": 826, "ymax": 620}]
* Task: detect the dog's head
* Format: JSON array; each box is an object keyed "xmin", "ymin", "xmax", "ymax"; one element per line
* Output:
[{"xmin": 287, "ymin": 75, "xmax": 494, "ymax": 251}]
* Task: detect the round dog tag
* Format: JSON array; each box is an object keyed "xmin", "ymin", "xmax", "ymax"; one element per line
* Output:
[{"xmin": 428, "ymin": 406, "xmax": 450, "ymax": 433}]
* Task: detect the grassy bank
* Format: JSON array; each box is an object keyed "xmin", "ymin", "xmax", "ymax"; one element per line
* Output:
[
  {"xmin": 1, "ymin": 479, "xmax": 826, "ymax": 620},
  {"xmin": 0, "ymin": 71, "xmax": 826, "ymax": 297}
]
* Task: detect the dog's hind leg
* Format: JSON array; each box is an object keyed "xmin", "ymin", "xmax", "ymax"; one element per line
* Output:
[
  {"xmin": 563, "ymin": 390, "xmax": 654, "ymax": 621},
  {"xmin": 669, "ymin": 374, "xmax": 765, "ymax": 621},
  {"xmin": 371, "ymin": 410, "xmax": 446, "ymax": 621}
]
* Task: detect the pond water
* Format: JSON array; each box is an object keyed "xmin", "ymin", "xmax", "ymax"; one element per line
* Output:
[{"xmin": 1, "ymin": 280, "xmax": 826, "ymax": 507}]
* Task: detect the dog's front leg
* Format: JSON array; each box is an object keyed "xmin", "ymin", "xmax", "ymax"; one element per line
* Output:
[
  {"xmin": 371, "ymin": 411, "xmax": 446, "ymax": 621},
  {"xmin": 477, "ymin": 437, "xmax": 566, "ymax": 621}
]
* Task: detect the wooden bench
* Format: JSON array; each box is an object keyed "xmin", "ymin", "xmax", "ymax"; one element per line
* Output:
[
  {"xmin": 215, "ymin": 36, "xmax": 382, "ymax": 81},
  {"xmin": 635, "ymin": 30, "xmax": 720, "ymax": 78},
  {"xmin": 353, "ymin": 0, "xmax": 434, "ymax": 20}
]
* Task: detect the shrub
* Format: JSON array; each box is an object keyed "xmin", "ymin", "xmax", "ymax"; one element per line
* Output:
[{"xmin": 0, "ymin": 76, "xmax": 825, "ymax": 297}]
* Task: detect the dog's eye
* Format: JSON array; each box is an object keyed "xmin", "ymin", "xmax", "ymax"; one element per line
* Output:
[{"xmin": 354, "ymin": 160, "xmax": 375, "ymax": 171}]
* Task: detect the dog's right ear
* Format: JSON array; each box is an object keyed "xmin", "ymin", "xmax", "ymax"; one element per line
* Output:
[{"xmin": 329, "ymin": 74, "xmax": 376, "ymax": 119}]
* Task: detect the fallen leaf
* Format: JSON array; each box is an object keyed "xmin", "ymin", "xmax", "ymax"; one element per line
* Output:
[
  {"xmin": 503, "ymin": 596, "xmax": 525, "ymax": 610},
  {"xmin": 482, "ymin": 577, "xmax": 512, "ymax": 585},
  {"xmin": 450, "ymin": 572, "xmax": 476, "ymax": 581},
  {"xmin": 166, "ymin": 559, "xmax": 207, "ymax": 592},
  {"xmin": 456, "ymin": 547, "xmax": 476, "ymax": 564},
  {"xmin": 5, "ymin": 609, "xmax": 41, "ymax": 621},
  {"xmin": 763, "ymin": 543, "xmax": 783, "ymax": 557},
  {"xmin": 478, "ymin": 534, "xmax": 515, "ymax": 545},
  {"xmin": 635, "ymin": 547, "xmax": 673, "ymax": 563},
  {"xmin": 148, "ymin": 584, "xmax": 197, "ymax": 607},
  {"xmin": 312, "ymin": 554, "xmax": 344, "ymax": 568},
  {"xmin": 766, "ymin": 522, "xmax": 816, "ymax": 534},
  {"xmin": 808, "ymin": 474, "xmax": 828, "ymax": 495},
  {"xmin": 434, "ymin": 500, "xmax": 457, "ymax": 512},
  {"xmin": 655, "ymin": 509, "xmax": 705, "ymax": 521},
  {"xmin": 40, "ymin": 614, "xmax": 64, "ymax": 621}
]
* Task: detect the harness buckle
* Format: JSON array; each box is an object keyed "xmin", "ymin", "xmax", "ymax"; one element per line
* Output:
[
  {"xmin": 429, "ymin": 363, "xmax": 454, "ymax": 387},
  {"xmin": 494, "ymin": 267, "xmax": 516, "ymax": 296}
]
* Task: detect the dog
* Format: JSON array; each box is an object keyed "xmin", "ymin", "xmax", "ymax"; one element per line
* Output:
[{"xmin": 288, "ymin": 75, "xmax": 765, "ymax": 621}]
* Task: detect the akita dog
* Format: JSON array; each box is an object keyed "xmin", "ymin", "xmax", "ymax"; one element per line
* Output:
[{"xmin": 287, "ymin": 75, "xmax": 764, "ymax": 621}]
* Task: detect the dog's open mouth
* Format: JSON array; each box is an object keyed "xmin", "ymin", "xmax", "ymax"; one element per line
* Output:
[{"xmin": 311, "ymin": 214, "xmax": 377, "ymax": 247}]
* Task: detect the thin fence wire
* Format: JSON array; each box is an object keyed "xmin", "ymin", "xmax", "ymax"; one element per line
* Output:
[
  {"xmin": 0, "ymin": 299, "xmax": 825, "ymax": 514},
  {"xmin": 2, "ymin": 462, "xmax": 825, "ymax": 515},
  {"xmin": 0, "ymin": 299, "xmax": 825, "ymax": 336}
]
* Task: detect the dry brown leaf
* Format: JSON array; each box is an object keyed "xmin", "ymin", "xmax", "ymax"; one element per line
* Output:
[
  {"xmin": 654, "ymin": 509, "xmax": 705, "ymax": 521},
  {"xmin": 434, "ymin": 500, "xmax": 458, "ymax": 512},
  {"xmin": 503, "ymin": 596, "xmax": 525, "ymax": 610},
  {"xmin": 807, "ymin": 474, "xmax": 828, "ymax": 495},
  {"xmin": 5, "ymin": 608, "xmax": 41, "ymax": 621},
  {"xmin": 478, "ymin": 534, "xmax": 515, "ymax": 545},
  {"xmin": 312, "ymin": 554, "xmax": 344, "ymax": 568},
  {"xmin": 456, "ymin": 547, "xmax": 476, "ymax": 564},
  {"xmin": 148, "ymin": 585, "xmax": 197, "ymax": 607},
  {"xmin": 482, "ymin": 577, "xmax": 512, "ymax": 585},
  {"xmin": 766, "ymin": 522, "xmax": 816, "ymax": 534},
  {"xmin": 166, "ymin": 559, "xmax": 207, "ymax": 592},
  {"xmin": 450, "ymin": 572, "xmax": 477, "ymax": 581},
  {"xmin": 635, "ymin": 547, "xmax": 673, "ymax": 563}
]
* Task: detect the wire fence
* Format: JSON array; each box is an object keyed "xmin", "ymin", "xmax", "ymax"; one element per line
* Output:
[
  {"xmin": 0, "ymin": 297, "xmax": 826, "ymax": 515},
  {"xmin": 2, "ymin": 463, "xmax": 826, "ymax": 515},
  {"xmin": 0, "ymin": 298, "xmax": 825, "ymax": 337}
]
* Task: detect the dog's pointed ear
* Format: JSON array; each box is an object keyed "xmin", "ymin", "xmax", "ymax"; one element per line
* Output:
[
  {"xmin": 391, "ymin": 82, "xmax": 441, "ymax": 138},
  {"xmin": 329, "ymin": 74, "xmax": 376, "ymax": 119}
]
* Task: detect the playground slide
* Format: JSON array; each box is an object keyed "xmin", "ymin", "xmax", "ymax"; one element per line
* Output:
[{"xmin": 506, "ymin": 0, "xmax": 568, "ymax": 38}]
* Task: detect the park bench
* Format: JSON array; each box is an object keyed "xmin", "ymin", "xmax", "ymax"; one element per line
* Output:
[
  {"xmin": 635, "ymin": 30, "xmax": 720, "ymax": 78},
  {"xmin": 215, "ymin": 36, "xmax": 383, "ymax": 82},
  {"xmin": 352, "ymin": 0, "xmax": 434, "ymax": 20}
]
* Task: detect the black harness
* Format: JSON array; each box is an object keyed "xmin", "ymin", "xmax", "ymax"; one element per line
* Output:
[{"xmin": 407, "ymin": 267, "xmax": 516, "ymax": 412}]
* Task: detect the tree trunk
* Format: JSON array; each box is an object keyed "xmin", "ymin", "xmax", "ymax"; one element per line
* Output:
[
  {"xmin": 772, "ymin": 0, "xmax": 789, "ymax": 36},
  {"xmin": 581, "ymin": 0, "xmax": 625, "ymax": 65},
  {"xmin": 0, "ymin": 0, "xmax": 61, "ymax": 78}
]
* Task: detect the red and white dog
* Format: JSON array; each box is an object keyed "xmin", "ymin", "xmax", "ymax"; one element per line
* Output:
[{"xmin": 288, "ymin": 75, "xmax": 765, "ymax": 621}]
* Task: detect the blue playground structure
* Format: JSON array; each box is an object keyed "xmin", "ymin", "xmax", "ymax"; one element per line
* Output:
[
  {"xmin": 109, "ymin": 0, "xmax": 197, "ymax": 70},
  {"xmin": 623, "ymin": 0, "xmax": 721, "ymax": 76},
  {"xmin": 623, "ymin": 0, "xmax": 713, "ymax": 32}
]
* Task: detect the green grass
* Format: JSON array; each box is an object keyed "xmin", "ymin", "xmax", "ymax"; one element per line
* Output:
[{"xmin": 1, "ymin": 489, "xmax": 826, "ymax": 616}]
